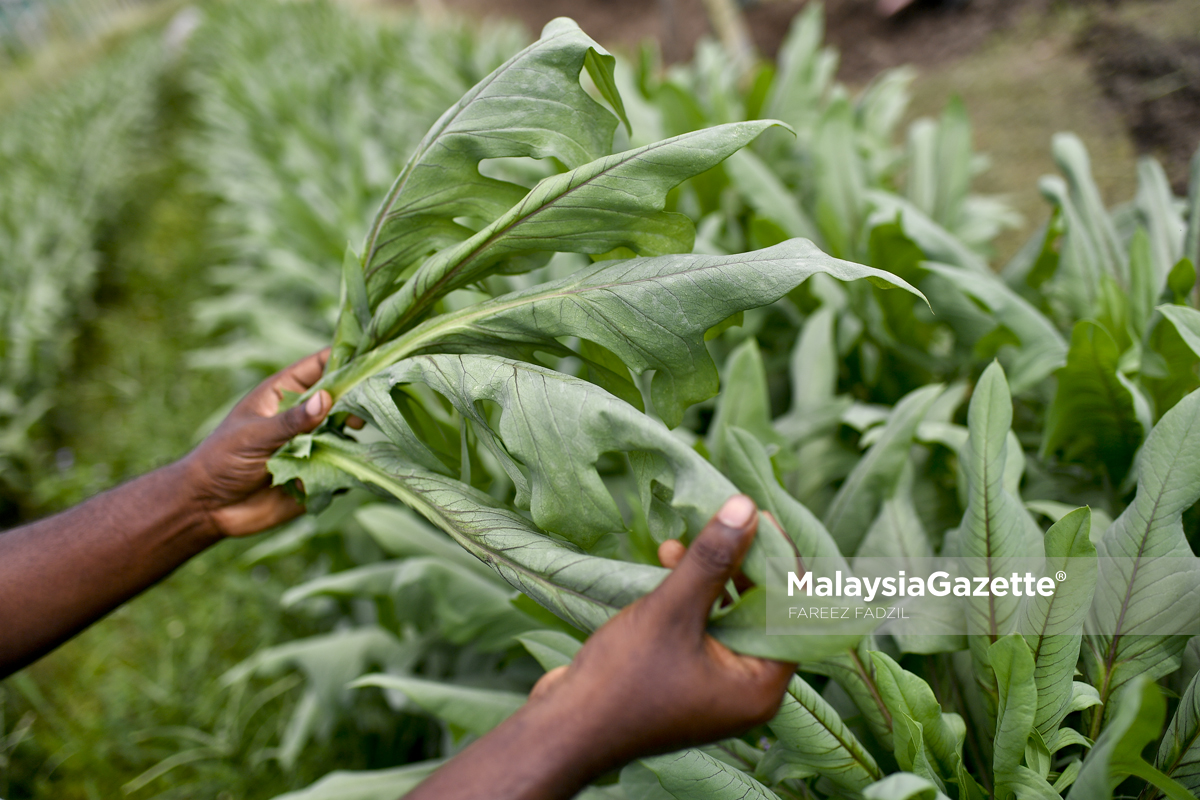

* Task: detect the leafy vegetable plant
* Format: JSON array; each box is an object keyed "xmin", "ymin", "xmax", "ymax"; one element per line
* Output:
[
  {"xmin": 200, "ymin": 7, "xmax": 1200, "ymax": 800},
  {"xmin": 273, "ymin": 16, "xmax": 918, "ymax": 661}
]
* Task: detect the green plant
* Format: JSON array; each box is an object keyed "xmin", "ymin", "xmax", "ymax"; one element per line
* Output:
[
  {"xmin": 246, "ymin": 16, "xmax": 1200, "ymax": 800},
  {"xmin": 0, "ymin": 38, "xmax": 161, "ymax": 520}
]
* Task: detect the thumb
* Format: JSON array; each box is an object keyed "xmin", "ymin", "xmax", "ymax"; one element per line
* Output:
[
  {"xmin": 649, "ymin": 494, "xmax": 758, "ymax": 628},
  {"xmin": 257, "ymin": 390, "xmax": 331, "ymax": 450}
]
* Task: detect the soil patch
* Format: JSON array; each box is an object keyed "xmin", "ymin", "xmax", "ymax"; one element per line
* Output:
[{"xmin": 1080, "ymin": 19, "xmax": 1200, "ymax": 192}]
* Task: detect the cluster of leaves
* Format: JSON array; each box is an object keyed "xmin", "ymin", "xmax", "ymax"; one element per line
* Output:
[
  {"xmin": 0, "ymin": 39, "xmax": 161, "ymax": 519},
  {"xmin": 231, "ymin": 9, "xmax": 1200, "ymax": 800}
]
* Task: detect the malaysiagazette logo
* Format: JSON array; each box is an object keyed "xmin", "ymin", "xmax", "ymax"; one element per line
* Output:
[
  {"xmin": 763, "ymin": 555, "xmax": 1200, "ymax": 639},
  {"xmin": 787, "ymin": 569, "xmax": 1059, "ymax": 600}
]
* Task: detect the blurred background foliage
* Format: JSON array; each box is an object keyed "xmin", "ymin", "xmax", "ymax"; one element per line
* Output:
[{"xmin": 0, "ymin": 0, "xmax": 1195, "ymax": 798}]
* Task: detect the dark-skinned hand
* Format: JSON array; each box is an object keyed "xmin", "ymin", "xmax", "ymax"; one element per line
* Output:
[
  {"xmin": 183, "ymin": 348, "xmax": 337, "ymax": 536},
  {"xmin": 406, "ymin": 494, "xmax": 797, "ymax": 800},
  {"xmin": 0, "ymin": 350, "xmax": 337, "ymax": 675}
]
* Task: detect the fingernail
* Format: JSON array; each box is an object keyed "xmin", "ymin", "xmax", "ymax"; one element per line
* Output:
[
  {"xmin": 304, "ymin": 392, "xmax": 326, "ymax": 417},
  {"xmin": 717, "ymin": 494, "xmax": 756, "ymax": 529}
]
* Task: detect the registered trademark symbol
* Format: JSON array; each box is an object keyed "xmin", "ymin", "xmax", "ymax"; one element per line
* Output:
[{"xmin": 1055, "ymin": 571, "xmax": 1067, "ymax": 582}]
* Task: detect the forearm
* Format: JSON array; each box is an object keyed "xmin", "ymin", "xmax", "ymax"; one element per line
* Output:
[
  {"xmin": 0, "ymin": 460, "xmax": 220, "ymax": 677},
  {"xmin": 406, "ymin": 694, "xmax": 622, "ymax": 800}
]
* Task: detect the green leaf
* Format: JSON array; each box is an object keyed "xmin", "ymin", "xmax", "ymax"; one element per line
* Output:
[
  {"xmin": 1019, "ymin": 507, "xmax": 1097, "ymax": 737},
  {"xmin": 1185, "ymin": 147, "xmax": 1200, "ymax": 269},
  {"xmin": 516, "ymin": 630, "xmax": 582, "ymax": 671},
  {"xmin": 923, "ymin": 263, "xmax": 1067, "ymax": 394},
  {"xmin": 866, "ymin": 190, "xmax": 991, "ymax": 273},
  {"xmin": 1168, "ymin": 258, "xmax": 1196, "ymax": 303},
  {"xmin": 1159, "ymin": 304, "xmax": 1200, "ymax": 360},
  {"xmin": 358, "ymin": 19, "xmax": 620, "ymax": 302},
  {"xmin": 1072, "ymin": 678, "xmax": 1194, "ymax": 800},
  {"xmin": 812, "ymin": 97, "xmax": 866, "ymax": 259},
  {"xmin": 775, "ymin": 304, "xmax": 852, "ymax": 443},
  {"xmin": 1084, "ymin": 388, "xmax": 1200, "ymax": 718},
  {"xmin": 1129, "ymin": 227, "xmax": 1160, "ymax": 338},
  {"xmin": 639, "ymin": 748, "xmax": 780, "ymax": 800},
  {"xmin": 221, "ymin": 628, "xmax": 414, "ymax": 768},
  {"xmin": 367, "ymin": 121, "xmax": 783, "ymax": 345},
  {"xmin": 283, "ymin": 437, "xmax": 665, "ymax": 633},
  {"xmin": 621, "ymin": 761, "xmax": 677, "ymax": 800},
  {"xmin": 930, "ymin": 96, "xmax": 972, "ymax": 233},
  {"xmin": 765, "ymin": 674, "xmax": 882, "ymax": 791},
  {"xmin": 1050, "ymin": 133, "xmax": 1128, "ymax": 289},
  {"xmin": 267, "ymin": 760, "xmax": 444, "ymax": 800},
  {"xmin": 1134, "ymin": 157, "xmax": 1185, "ymax": 290},
  {"xmin": 1156, "ymin": 671, "xmax": 1200, "ymax": 792},
  {"xmin": 327, "ymin": 239, "xmax": 923, "ymax": 427},
  {"xmin": 350, "ymin": 674, "xmax": 526, "ymax": 736},
  {"xmin": 855, "ymin": 462, "xmax": 931, "ymax": 564},
  {"xmin": 824, "ymin": 384, "xmax": 943, "ymax": 556},
  {"xmin": 990, "ymin": 635, "xmax": 1039, "ymax": 795},
  {"xmin": 725, "ymin": 148, "xmax": 821, "ymax": 242},
  {"xmin": 342, "ymin": 242, "xmax": 371, "ymax": 333},
  {"xmin": 355, "ymin": 503, "xmax": 499, "ymax": 579},
  {"xmin": 583, "ymin": 46, "xmax": 630, "ymax": 134},
  {"xmin": 317, "ymin": 357, "xmax": 817, "ymax": 658},
  {"xmin": 856, "ymin": 462, "xmax": 966, "ymax": 655},
  {"xmin": 863, "ymin": 772, "xmax": 949, "ymax": 800},
  {"xmin": 339, "ymin": 354, "xmax": 745, "ymax": 551},
  {"xmin": 580, "ymin": 338, "xmax": 645, "ymax": 411},
  {"xmin": 870, "ymin": 651, "xmax": 976, "ymax": 792},
  {"xmin": 1041, "ymin": 320, "xmax": 1146, "ymax": 486},
  {"xmin": 222, "ymin": 627, "xmax": 410, "ymax": 707},
  {"xmin": 763, "ymin": 2, "xmax": 836, "ymax": 136},
  {"xmin": 708, "ymin": 338, "xmax": 787, "ymax": 470},
  {"xmin": 959, "ymin": 363, "xmax": 1044, "ymax": 692},
  {"xmin": 720, "ymin": 427, "xmax": 847, "ymax": 567},
  {"xmin": 281, "ymin": 558, "xmax": 534, "ymax": 649}
]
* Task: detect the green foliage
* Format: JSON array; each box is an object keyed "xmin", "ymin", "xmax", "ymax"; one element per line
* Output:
[
  {"xmin": 0, "ymin": 38, "xmax": 161, "ymax": 518},
  {"xmin": 253, "ymin": 7, "xmax": 1200, "ymax": 798},
  {"xmin": 9, "ymin": 2, "xmax": 1195, "ymax": 799}
]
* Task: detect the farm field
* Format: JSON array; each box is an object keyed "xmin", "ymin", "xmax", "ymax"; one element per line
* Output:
[{"xmin": 1, "ymin": 1, "xmax": 1198, "ymax": 799}]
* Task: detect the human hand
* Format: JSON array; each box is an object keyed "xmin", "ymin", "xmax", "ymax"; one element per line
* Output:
[
  {"xmin": 183, "ymin": 349, "xmax": 332, "ymax": 537},
  {"xmin": 529, "ymin": 494, "xmax": 796, "ymax": 768}
]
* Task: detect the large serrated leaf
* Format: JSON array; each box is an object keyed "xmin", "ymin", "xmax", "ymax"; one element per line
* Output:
[
  {"xmin": 298, "ymin": 357, "xmax": 823, "ymax": 658},
  {"xmin": 325, "ymin": 238, "xmax": 922, "ymax": 425},
  {"xmin": 366, "ymin": 121, "xmax": 785, "ymax": 345},
  {"xmin": 357, "ymin": 19, "xmax": 620, "ymax": 304}
]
